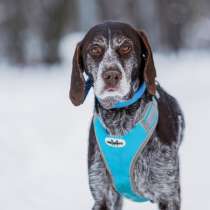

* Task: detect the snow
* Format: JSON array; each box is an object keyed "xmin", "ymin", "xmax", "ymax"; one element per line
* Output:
[{"xmin": 0, "ymin": 36, "xmax": 210, "ymax": 209}]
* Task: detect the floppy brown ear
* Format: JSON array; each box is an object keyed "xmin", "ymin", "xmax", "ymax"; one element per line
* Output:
[
  {"xmin": 137, "ymin": 30, "xmax": 156, "ymax": 95},
  {"xmin": 69, "ymin": 42, "xmax": 86, "ymax": 106}
]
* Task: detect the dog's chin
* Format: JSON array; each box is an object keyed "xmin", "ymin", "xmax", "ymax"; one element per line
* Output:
[
  {"xmin": 95, "ymin": 89, "xmax": 130, "ymax": 109},
  {"xmin": 97, "ymin": 96, "xmax": 122, "ymax": 109}
]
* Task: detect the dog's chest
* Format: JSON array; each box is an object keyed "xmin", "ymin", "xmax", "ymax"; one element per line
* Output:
[
  {"xmin": 93, "ymin": 99, "xmax": 162, "ymax": 202},
  {"xmin": 92, "ymin": 100, "xmax": 179, "ymax": 202},
  {"xmin": 90, "ymin": 135, "xmax": 179, "ymax": 203}
]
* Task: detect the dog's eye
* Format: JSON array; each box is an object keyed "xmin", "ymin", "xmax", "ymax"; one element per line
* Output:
[
  {"xmin": 89, "ymin": 45, "xmax": 103, "ymax": 58},
  {"xmin": 118, "ymin": 43, "xmax": 132, "ymax": 56}
]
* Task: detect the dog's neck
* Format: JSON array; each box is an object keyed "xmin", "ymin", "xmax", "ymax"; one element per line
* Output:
[{"xmin": 94, "ymin": 93, "xmax": 151, "ymax": 136}]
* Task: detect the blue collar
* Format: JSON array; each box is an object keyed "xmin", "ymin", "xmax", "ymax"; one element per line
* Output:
[
  {"xmin": 85, "ymin": 77, "xmax": 147, "ymax": 109},
  {"xmin": 112, "ymin": 82, "xmax": 146, "ymax": 109}
]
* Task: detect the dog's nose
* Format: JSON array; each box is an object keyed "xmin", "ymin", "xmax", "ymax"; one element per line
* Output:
[{"xmin": 102, "ymin": 70, "xmax": 122, "ymax": 87}]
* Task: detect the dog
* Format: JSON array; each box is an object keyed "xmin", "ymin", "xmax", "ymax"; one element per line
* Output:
[{"xmin": 69, "ymin": 21, "xmax": 185, "ymax": 210}]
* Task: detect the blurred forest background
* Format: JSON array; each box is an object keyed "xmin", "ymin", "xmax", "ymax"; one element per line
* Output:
[
  {"xmin": 1, "ymin": 2, "xmax": 210, "ymax": 209},
  {"xmin": 0, "ymin": 0, "xmax": 210, "ymax": 65}
]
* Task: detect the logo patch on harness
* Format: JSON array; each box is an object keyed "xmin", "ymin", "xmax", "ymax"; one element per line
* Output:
[{"xmin": 105, "ymin": 137, "xmax": 126, "ymax": 148}]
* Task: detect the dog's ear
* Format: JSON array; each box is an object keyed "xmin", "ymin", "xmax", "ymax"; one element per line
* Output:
[
  {"xmin": 69, "ymin": 42, "xmax": 86, "ymax": 106},
  {"xmin": 137, "ymin": 30, "xmax": 156, "ymax": 95}
]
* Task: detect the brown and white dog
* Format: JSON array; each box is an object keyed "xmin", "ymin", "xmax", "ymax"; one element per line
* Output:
[{"xmin": 69, "ymin": 21, "xmax": 185, "ymax": 210}]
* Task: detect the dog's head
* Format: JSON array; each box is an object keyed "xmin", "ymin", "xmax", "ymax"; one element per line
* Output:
[{"xmin": 70, "ymin": 21, "xmax": 156, "ymax": 108}]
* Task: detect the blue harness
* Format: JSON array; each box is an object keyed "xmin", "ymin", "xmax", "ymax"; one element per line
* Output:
[{"xmin": 92, "ymin": 83, "xmax": 159, "ymax": 202}]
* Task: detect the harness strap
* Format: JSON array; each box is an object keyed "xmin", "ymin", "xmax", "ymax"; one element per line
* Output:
[
  {"xmin": 141, "ymin": 97, "xmax": 158, "ymax": 131},
  {"xmin": 93, "ymin": 97, "xmax": 159, "ymax": 202}
]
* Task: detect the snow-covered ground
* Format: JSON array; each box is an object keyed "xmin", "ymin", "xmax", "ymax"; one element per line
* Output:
[{"xmin": 0, "ymin": 37, "xmax": 210, "ymax": 209}]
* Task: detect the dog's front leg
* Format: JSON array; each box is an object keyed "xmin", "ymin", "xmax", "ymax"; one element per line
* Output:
[
  {"xmin": 158, "ymin": 175, "xmax": 181, "ymax": 210},
  {"xmin": 158, "ymin": 197, "xmax": 181, "ymax": 210},
  {"xmin": 88, "ymin": 123, "xmax": 122, "ymax": 210}
]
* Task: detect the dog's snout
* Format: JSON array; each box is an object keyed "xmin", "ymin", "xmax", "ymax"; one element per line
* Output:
[{"xmin": 102, "ymin": 69, "xmax": 122, "ymax": 87}]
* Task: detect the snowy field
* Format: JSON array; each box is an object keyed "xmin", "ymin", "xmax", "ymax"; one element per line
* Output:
[{"xmin": 0, "ymin": 36, "xmax": 210, "ymax": 210}]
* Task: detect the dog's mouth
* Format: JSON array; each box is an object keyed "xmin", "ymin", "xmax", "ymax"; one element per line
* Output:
[
  {"xmin": 95, "ymin": 86, "xmax": 132, "ymax": 109},
  {"xmin": 100, "ymin": 87, "xmax": 124, "ymax": 99},
  {"xmin": 102, "ymin": 81, "xmax": 129, "ymax": 94},
  {"xmin": 104, "ymin": 86, "xmax": 119, "ymax": 92},
  {"xmin": 94, "ymin": 76, "xmax": 132, "ymax": 109}
]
